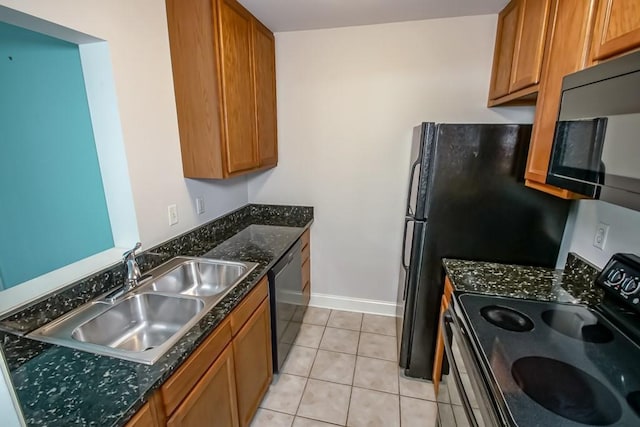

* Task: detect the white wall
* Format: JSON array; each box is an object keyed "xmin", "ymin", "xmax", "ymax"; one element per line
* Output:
[
  {"xmin": 0, "ymin": 0, "xmax": 249, "ymax": 249},
  {"xmin": 248, "ymin": 15, "xmax": 535, "ymax": 308},
  {"xmin": 558, "ymin": 200, "xmax": 640, "ymax": 269}
]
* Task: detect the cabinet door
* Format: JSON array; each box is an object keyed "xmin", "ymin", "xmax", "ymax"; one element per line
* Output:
[
  {"xmin": 489, "ymin": 1, "xmax": 520, "ymax": 100},
  {"xmin": 218, "ymin": 0, "xmax": 259, "ymax": 174},
  {"xmin": 591, "ymin": 0, "xmax": 640, "ymax": 61},
  {"xmin": 524, "ymin": 0, "xmax": 598, "ymax": 198},
  {"xmin": 166, "ymin": 0, "xmax": 226, "ymax": 179},
  {"xmin": 126, "ymin": 393, "xmax": 165, "ymax": 427},
  {"xmin": 126, "ymin": 403, "xmax": 155, "ymax": 427},
  {"xmin": 253, "ymin": 20, "xmax": 278, "ymax": 168},
  {"xmin": 233, "ymin": 298, "xmax": 273, "ymax": 427},
  {"xmin": 432, "ymin": 277, "xmax": 454, "ymax": 395},
  {"xmin": 167, "ymin": 345, "xmax": 239, "ymax": 427},
  {"xmin": 509, "ymin": 0, "xmax": 552, "ymax": 92}
]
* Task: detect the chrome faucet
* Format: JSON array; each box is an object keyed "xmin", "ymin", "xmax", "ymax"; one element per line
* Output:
[
  {"xmin": 122, "ymin": 242, "xmax": 142, "ymax": 291},
  {"xmin": 103, "ymin": 242, "xmax": 143, "ymax": 303}
]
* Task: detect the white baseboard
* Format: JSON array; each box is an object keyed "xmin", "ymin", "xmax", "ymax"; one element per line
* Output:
[{"xmin": 309, "ymin": 292, "xmax": 398, "ymax": 316}]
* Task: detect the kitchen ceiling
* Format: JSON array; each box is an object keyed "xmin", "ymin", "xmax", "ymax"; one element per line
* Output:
[{"xmin": 237, "ymin": 0, "xmax": 510, "ymax": 32}]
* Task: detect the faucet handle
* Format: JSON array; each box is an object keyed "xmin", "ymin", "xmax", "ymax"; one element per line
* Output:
[{"xmin": 123, "ymin": 242, "xmax": 142, "ymax": 263}]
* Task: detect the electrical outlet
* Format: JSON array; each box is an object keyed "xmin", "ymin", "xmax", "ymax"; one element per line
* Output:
[
  {"xmin": 593, "ymin": 222, "xmax": 610, "ymax": 250},
  {"xmin": 195, "ymin": 197, "xmax": 205, "ymax": 215},
  {"xmin": 168, "ymin": 204, "xmax": 179, "ymax": 226}
]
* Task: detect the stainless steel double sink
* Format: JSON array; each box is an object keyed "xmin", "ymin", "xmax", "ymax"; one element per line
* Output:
[{"xmin": 28, "ymin": 257, "xmax": 258, "ymax": 365}]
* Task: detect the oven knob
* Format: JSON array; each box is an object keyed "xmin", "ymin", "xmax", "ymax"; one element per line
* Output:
[
  {"xmin": 621, "ymin": 277, "xmax": 640, "ymax": 295},
  {"xmin": 607, "ymin": 269, "xmax": 626, "ymax": 286}
]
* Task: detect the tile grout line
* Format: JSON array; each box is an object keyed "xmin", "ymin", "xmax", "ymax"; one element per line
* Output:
[
  {"xmin": 284, "ymin": 309, "xmax": 433, "ymax": 426},
  {"xmin": 292, "ymin": 321, "xmax": 327, "ymax": 422},
  {"xmin": 294, "ymin": 341, "xmax": 398, "ymax": 362},
  {"xmin": 398, "ymin": 383, "xmax": 403, "ymax": 427},
  {"xmin": 298, "ymin": 309, "xmax": 353, "ymax": 426},
  {"xmin": 344, "ymin": 319, "xmax": 364, "ymax": 426}
]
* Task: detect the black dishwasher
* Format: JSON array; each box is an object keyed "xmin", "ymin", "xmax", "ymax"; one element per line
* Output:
[{"xmin": 268, "ymin": 239, "xmax": 305, "ymax": 373}]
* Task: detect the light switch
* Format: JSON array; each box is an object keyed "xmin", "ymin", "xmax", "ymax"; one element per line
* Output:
[
  {"xmin": 168, "ymin": 204, "xmax": 179, "ymax": 226},
  {"xmin": 196, "ymin": 197, "xmax": 205, "ymax": 215}
]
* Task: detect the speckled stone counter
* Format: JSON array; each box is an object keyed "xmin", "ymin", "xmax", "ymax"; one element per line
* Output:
[
  {"xmin": 0, "ymin": 204, "xmax": 312, "ymax": 427},
  {"xmin": 443, "ymin": 253, "xmax": 603, "ymax": 305}
]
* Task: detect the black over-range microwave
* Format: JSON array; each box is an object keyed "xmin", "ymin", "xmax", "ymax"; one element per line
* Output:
[{"xmin": 547, "ymin": 50, "xmax": 640, "ymax": 212}]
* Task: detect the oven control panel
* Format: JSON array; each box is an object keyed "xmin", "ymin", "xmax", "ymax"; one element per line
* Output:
[{"xmin": 596, "ymin": 253, "xmax": 640, "ymax": 312}]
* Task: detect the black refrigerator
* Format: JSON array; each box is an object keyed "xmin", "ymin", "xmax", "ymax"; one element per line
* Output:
[{"xmin": 396, "ymin": 123, "xmax": 571, "ymax": 379}]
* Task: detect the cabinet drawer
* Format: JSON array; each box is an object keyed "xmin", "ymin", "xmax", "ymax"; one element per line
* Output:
[
  {"xmin": 230, "ymin": 276, "xmax": 268, "ymax": 336},
  {"xmin": 161, "ymin": 319, "xmax": 232, "ymax": 415}
]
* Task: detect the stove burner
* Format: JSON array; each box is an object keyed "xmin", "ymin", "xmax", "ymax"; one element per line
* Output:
[
  {"xmin": 541, "ymin": 309, "xmax": 614, "ymax": 343},
  {"xmin": 628, "ymin": 391, "xmax": 640, "ymax": 417},
  {"xmin": 480, "ymin": 305, "xmax": 534, "ymax": 332},
  {"xmin": 512, "ymin": 357, "xmax": 621, "ymax": 425}
]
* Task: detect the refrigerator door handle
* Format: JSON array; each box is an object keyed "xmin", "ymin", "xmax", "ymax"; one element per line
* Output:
[
  {"xmin": 406, "ymin": 160, "xmax": 420, "ymax": 216},
  {"xmin": 401, "ymin": 217, "xmax": 416, "ymax": 271}
]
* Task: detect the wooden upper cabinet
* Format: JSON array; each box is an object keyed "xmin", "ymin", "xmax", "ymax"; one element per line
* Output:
[
  {"xmin": 166, "ymin": 0, "xmax": 224, "ymax": 178},
  {"xmin": 591, "ymin": 0, "xmax": 640, "ymax": 61},
  {"xmin": 510, "ymin": 0, "xmax": 553, "ymax": 92},
  {"xmin": 253, "ymin": 20, "xmax": 278, "ymax": 168},
  {"xmin": 167, "ymin": 344, "xmax": 239, "ymax": 427},
  {"xmin": 524, "ymin": 0, "xmax": 598, "ymax": 198},
  {"xmin": 489, "ymin": 0, "xmax": 553, "ymax": 104},
  {"xmin": 165, "ymin": 0, "xmax": 277, "ymax": 179},
  {"xmin": 489, "ymin": 0, "xmax": 520, "ymax": 100},
  {"xmin": 218, "ymin": 0, "xmax": 259, "ymax": 174}
]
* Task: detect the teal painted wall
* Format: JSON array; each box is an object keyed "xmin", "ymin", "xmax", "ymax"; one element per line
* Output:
[{"xmin": 0, "ymin": 22, "xmax": 114, "ymax": 289}]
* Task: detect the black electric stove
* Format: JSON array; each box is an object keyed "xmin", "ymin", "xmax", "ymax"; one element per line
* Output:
[{"xmin": 451, "ymin": 254, "xmax": 640, "ymax": 427}]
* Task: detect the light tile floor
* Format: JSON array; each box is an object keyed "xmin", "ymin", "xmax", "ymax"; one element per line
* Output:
[{"xmin": 252, "ymin": 308, "xmax": 441, "ymax": 427}]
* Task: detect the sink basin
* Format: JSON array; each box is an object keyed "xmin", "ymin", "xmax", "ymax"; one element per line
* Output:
[
  {"xmin": 149, "ymin": 259, "xmax": 248, "ymax": 297},
  {"xmin": 28, "ymin": 256, "xmax": 258, "ymax": 364},
  {"xmin": 72, "ymin": 293, "xmax": 204, "ymax": 352}
]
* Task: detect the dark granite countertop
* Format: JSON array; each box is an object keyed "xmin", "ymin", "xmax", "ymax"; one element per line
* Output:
[
  {"xmin": 1, "ymin": 204, "xmax": 312, "ymax": 427},
  {"xmin": 442, "ymin": 253, "xmax": 603, "ymax": 306}
]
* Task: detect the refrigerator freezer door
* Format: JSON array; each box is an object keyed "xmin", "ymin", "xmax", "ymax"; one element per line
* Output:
[
  {"xmin": 406, "ymin": 123, "xmax": 436, "ymax": 220},
  {"xmin": 406, "ymin": 126, "xmax": 423, "ymax": 217}
]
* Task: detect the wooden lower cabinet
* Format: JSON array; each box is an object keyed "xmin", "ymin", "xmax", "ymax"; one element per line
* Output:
[
  {"xmin": 128, "ymin": 277, "xmax": 273, "ymax": 427},
  {"xmin": 432, "ymin": 277, "xmax": 454, "ymax": 394},
  {"xmin": 301, "ymin": 229, "xmax": 311, "ymax": 293},
  {"xmin": 233, "ymin": 298, "xmax": 273, "ymax": 427},
  {"xmin": 126, "ymin": 394, "xmax": 165, "ymax": 427},
  {"xmin": 167, "ymin": 345, "xmax": 239, "ymax": 427}
]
